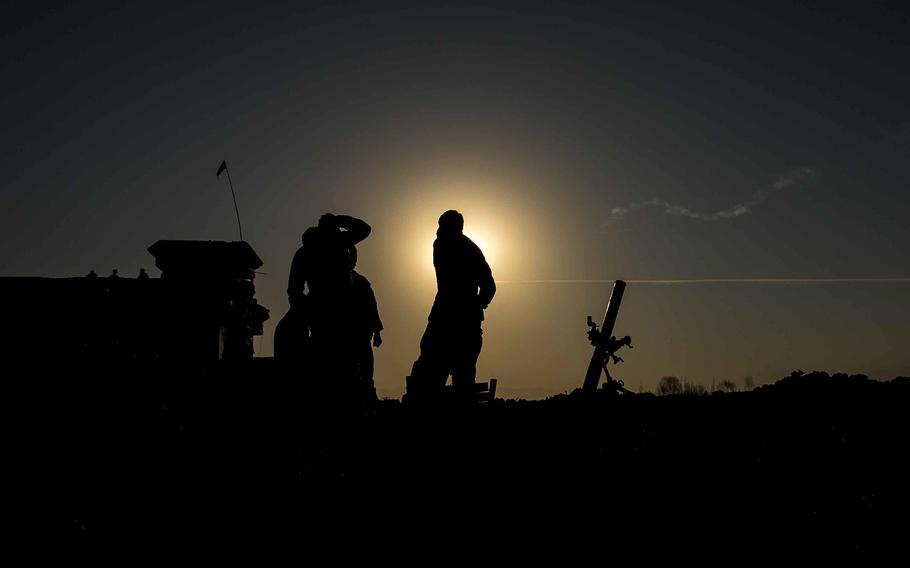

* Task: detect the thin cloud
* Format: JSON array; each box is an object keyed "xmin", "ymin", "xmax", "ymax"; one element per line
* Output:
[{"xmin": 607, "ymin": 168, "xmax": 815, "ymax": 225}]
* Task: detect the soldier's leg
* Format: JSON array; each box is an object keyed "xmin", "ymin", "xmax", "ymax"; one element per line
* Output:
[
  {"xmin": 358, "ymin": 338, "xmax": 377, "ymax": 403},
  {"xmin": 310, "ymin": 314, "xmax": 359, "ymax": 408},
  {"xmin": 408, "ymin": 320, "xmax": 449, "ymax": 397},
  {"xmin": 451, "ymin": 325, "xmax": 483, "ymax": 396}
]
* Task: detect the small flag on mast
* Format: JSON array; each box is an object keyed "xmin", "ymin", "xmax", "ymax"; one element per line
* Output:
[{"xmin": 216, "ymin": 160, "xmax": 244, "ymax": 242}]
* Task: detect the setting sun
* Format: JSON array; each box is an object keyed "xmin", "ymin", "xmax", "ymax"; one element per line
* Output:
[{"xmin": 387, "ymin": 173, "xmax": 548, "ymax": 291}]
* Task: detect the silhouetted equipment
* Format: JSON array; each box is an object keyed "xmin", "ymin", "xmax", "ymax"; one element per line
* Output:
[
  {"xmin": 405, "ymin": 375, "xmax": 498, "ymax": 404},
  {"xmin": 148, "ymin": 240, "xmax": 269, "ymax": 361},
  {"xmin": 0, "ymin": 240, "xmax": 269, "ymax": 365},
  {"xmin": 216, "ymin": 160, "xmax": 244, "ymax": 242},
  {"xmin": 583, "ymin": 280, "xmax": 633, "ymax": 394},
  {"xmin": 148, "ymin": 240, "xmax": 262, "ymax": 281},
  {"xmin": 467, "ymin": 377, "xmax": 497, "ymax": 403}
]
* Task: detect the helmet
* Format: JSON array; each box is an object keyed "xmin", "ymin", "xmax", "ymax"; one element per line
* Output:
[{"xmin": 438, "ymin": 210, "xmax": 464, "ymax": 234}]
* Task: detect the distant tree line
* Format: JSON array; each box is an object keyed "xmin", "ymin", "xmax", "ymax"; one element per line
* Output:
[{"xmin": 653, "ymin": 375, "xmax": 757, "ymax": 396}]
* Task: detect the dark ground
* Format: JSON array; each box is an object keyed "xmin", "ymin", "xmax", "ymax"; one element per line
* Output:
[{"xmin": 27, "ymin": 362, "xmax": 909, "ymax": 556}]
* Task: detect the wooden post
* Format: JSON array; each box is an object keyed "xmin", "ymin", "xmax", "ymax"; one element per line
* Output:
[{"xmin": 583, "ymin": 280, "xmax": 626, "ymax": 393}]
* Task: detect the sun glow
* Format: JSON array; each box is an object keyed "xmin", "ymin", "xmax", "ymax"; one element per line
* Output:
[
  {"xmin": 464, "ymin": 228, "xmax": 496, "ymax": 268},
  {"xmin": 387, "ymin": 172, "xmax": 548, "ymax": 290},
  {"xmin": 410, "ymin": 225, "xmax": 500, "ymax": 290}
]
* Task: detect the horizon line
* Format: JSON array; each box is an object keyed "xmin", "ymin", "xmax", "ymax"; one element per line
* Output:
[{"xmin": 495, "ymin": 277, "xmax": 910, "ymax": 285}]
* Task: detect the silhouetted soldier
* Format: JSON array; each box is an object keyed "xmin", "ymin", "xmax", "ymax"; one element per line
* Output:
[
  {"xmin": 286, "ymin": 213, "xmax": 372, "ymax": 401},
  {"xmin": 275, "ymin": 227, "xmax": 319, "ymax": 362},
  {"xmin": 408, "ymin": 210, "xmax": 495, "ymax": 402},
  {"xmin": 273, "ymin": 302, "xmax": 308, "ymax": 362},
  {"xmin": 288, "ymin": 215, "xmax": 371, "ymax": 304},
  {"xmin": 350, "ymin": 246, "xmax": 383, "ymax": 404}
]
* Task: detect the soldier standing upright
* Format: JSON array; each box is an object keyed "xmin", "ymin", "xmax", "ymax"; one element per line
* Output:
[
  {"xmin": 350, "ymin": 246, "xmax": 383, "ymax": 404},
  {"xmin": 407, "ymin": 210, "xmax": 495, "ymax": 402}
]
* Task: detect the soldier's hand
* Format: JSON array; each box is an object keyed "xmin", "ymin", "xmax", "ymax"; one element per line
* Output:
[
  {"xmin": 373, "ymin": 331, "xmax": 383, "ymax": 348},
  {"xmin": 318, "ymin": 213, "xmax": 338, "ymax": 229}
]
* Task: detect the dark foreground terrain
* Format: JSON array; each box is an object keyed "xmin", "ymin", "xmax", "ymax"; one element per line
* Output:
[{"xmin": 27, "ymin": 363, "xmax": 909, "ymax": 556}]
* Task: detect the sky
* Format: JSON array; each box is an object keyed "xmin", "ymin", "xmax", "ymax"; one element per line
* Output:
[{"xmin": 2, "ymin": 0, "xmax": 908, "ymax": 397}]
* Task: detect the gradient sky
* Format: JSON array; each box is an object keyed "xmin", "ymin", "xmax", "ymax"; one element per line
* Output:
[{"xmin": 2, "ymin": 1, "xmax": 908, "ymax": 397}]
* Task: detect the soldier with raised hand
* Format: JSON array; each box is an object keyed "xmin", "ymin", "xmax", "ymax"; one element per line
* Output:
[
  {"xmin": 287, "ymin": 213, "xmax": 371, "ymax": 305},
  {"xmin": 284, "ymin": 213, "xmax": 372, "ymax": 403}
]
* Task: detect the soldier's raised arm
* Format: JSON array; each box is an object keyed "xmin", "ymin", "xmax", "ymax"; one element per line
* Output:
[{"xmin": 335, "ymin": 215, "xmax": 372, "ymax": 245}]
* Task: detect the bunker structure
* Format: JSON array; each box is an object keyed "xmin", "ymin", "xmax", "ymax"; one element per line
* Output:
[{"xmin": 0, "ymin": 240, "xmax": 269, "ymax": 366}]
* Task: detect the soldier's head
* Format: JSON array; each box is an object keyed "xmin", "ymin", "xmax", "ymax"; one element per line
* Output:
[
  {"xmin": 301, "ymin": 226, "xmax": 319, "ymax": 244},
  {"xmin": 438, "ymin": 210, "xmax": 464, "ymax": 236}
]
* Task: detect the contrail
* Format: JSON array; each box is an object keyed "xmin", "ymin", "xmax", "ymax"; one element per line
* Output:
[
  {"xmin": 607, "ymin": 167, "xmax": 815, "ymax": 225},
  {"xmin": 496, "ymin": 277, "xmax": 910, "ymax": 285}
]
